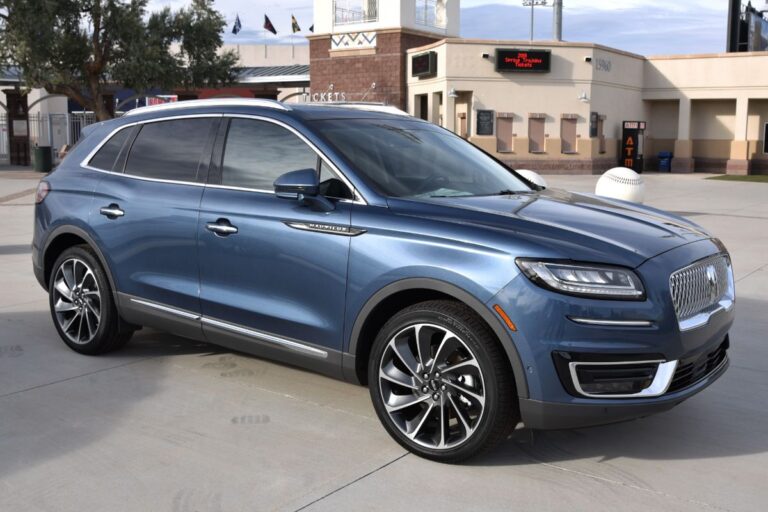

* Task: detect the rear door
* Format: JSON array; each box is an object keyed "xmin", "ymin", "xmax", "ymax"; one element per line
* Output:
[
  {"xmin": 89, "ymin": 116, "xmax": 219, "ymax": 336},
  {"xmin": 197, "ymin": 116, "xmax": 356, "ymax": 371}
]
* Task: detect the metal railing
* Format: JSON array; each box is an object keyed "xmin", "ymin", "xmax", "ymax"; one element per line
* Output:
[
  {"xmin": 416, "ymin": 0, "xmax": 448, "ymax": 29},
  {"xmin": 333, "ymin": 0, "xmax": 378, "ymax": 25},
  {"xmin": 0, "ymin": 112, "xmax": 102, "ymax": 165}
]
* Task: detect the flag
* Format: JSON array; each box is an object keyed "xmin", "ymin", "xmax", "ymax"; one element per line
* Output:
[
  {"xmin": 264, "ymin": 14, "xmax": 277, "ymax": 35},
  {"xmin": 309, "ymin": 24, "xmax": 314, "ymax": 33},
  {"xmin": 291, "ymin": 15, "xmax": 301, "ymax": 34},
  {"xmin": 232, "ymin": 14, "xmax": 242, "ymax": 35}
]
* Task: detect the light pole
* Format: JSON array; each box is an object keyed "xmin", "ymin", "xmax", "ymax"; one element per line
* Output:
[{"xmin": 522, "ymin": 0, "xmax": 548, "ymax": 42}]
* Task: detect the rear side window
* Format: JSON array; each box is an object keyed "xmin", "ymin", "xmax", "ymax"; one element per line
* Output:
[
  {"xmin": 89, "ymin": 128, "xmax": 131, "ymax": 171},
  {"xmin": 125, "ymin": 118, "xmax": 216, "ymax": 182},
  {"xmin": 221, "ymin": 119, "xmax": 318, "ymax": 190}
]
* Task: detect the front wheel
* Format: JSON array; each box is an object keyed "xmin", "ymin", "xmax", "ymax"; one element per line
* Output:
[
  {"xmin": 368, "ymin": 300, "xmax": 518, "ymax": 463},
  {"xmin": 48, "ymin": 246, "xmax": 133, "ymax": 355}
]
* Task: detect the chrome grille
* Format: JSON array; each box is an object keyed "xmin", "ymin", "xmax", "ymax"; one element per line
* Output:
[{"xmin": 669, "ymin": 254, "xmax": 730, "ymax": 321}]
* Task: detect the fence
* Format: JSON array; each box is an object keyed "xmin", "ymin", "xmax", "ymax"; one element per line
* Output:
[{"xmin": 0, "ymin": 112, "xmax": 100, "ymax": 165}]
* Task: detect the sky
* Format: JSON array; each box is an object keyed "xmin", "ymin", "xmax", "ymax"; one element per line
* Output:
[{"xmin": 147, "ymin": 0, "xmax": 736, "ymax": 56}]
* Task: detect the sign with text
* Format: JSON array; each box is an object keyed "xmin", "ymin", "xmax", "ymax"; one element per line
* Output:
[
  {"xmin": 412, "ymin": 52, "xmax": 438, "ymax": 78},
  {"xmin": 621, "ymin": 120, "xmax": 646, "ymax": 173},
  {"xmin": 476, "ymin": 110, "xmax": 494, "ymax": 136},
  {"xmin": 495, "ymin": 49, "xmax": 551, "ymax": 73}
]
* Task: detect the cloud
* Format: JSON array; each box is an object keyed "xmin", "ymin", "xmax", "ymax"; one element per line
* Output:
[{"xmin": 146, "ymin": 0, "xmax": 731, "ymax": 55}]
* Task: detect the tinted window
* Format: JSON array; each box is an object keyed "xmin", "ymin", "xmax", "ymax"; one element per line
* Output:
[
  {"xmin": 315, "ymin": 119, "xmax": 530, "ymax": 198},
  {"xmin": 89, "ymin": 128, "xmax": 131, "ymax": 171},
  {"xmin": 222, "ymin": 119, "xmax": 318, "ymax": 190},
  {"xmin": 125, "ymin": 118, "xmax": 215, "ymax": 181},
  {"xmin": 319, "ymin": 160, "xmax": 353, "ymax": 200}
]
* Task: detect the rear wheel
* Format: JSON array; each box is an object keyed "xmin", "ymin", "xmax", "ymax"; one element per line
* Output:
[
  {"xmin": 368, "ymin": 300, "xmax": 518, "ymax": 463},
  {"xmin": 49, "ymin": 246, "xmax": 133, "ymax": 354}
]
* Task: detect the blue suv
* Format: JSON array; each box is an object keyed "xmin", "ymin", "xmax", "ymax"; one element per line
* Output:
[{"xmin": 33, "ymin": 99, "xmax": 734, "ymax": 462}]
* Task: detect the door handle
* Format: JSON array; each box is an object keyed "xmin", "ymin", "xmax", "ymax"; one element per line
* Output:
[
  {"xmin": 206, "ymin": 219, "xmax": 238, "ymax": 237},
  {"xmin": 99, "ymin": 204, "xmax": 125, "ymax": 218}
]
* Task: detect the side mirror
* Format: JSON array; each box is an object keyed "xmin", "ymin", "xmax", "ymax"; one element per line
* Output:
[
  {"xmin": 274, "ymin": 168, "xmax": 319, "ymax": 199},
  {"xmin": 273, "ymin": 168, "xmax": 335, "ymax": 212}
]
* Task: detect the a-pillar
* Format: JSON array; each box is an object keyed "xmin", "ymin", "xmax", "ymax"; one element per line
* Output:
[
  {"xmin": 727, "ymin": 97, "xmax": 751, "ymax": 175},
  {"xmin": 672, "ymin": 97, "xmax": 695, "ymax": 173}
]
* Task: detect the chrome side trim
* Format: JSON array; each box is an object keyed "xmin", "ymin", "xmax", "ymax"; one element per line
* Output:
[
  {"xmin": 284, "ymin": 221, "xmax": 367, "ymax": 237},
  {"xmin": 569, "ymin": 359, "xmax": 678, "ymax": 399},
  {"xmin": 568, "ymin": 317, "xmax": 653, "ymax": 327},
  {"xmin": 201, "ymin": 317, "xmax": 328, "ymax": 359},
  {"xmin": 129, "ymin": 298, "xmax": 201, "ymax": 320},
  {"xmin": 127, "ymin": 298, "xmax": 328, "ymax": 359},
  {"xmin": 124, "ymin": 98, "xmax": 291, "ymax": 116}
]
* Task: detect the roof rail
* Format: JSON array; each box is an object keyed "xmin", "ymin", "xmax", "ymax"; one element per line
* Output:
[
  {"xmin": 305, "ymin": 102, "xmax": 411, "ymax": 117},
  {"xmin": 124, "ymin": 98, "xmax": 291, "ymax": 116}
]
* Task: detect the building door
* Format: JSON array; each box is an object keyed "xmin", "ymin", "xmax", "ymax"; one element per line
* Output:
[
  {"xmin": 598, "ymin": 116, "xmax": 606, "ymax": 154},
  {"xmin": 457, "ymin": 113, "xmax": 468, "ymax": 139},
  {"xmin": 417, "ymin": 94, "xmax": 429, "ymax": 121},
  {"xmin": 5, "ymin": 90, "xmax": 29, "ymax": 166},
  {"xmin": 497, "ymin": 114, "xmax": 514, "ymax": 153}
]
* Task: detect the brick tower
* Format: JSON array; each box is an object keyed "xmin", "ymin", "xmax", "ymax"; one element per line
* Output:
[{"xmin": 308, "ymin": 0, "xmax": 460, "ymax": 109}]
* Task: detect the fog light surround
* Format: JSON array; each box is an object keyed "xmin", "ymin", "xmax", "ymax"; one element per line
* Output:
[{"xmin": 568, "ymin": 359, "xmax": 678, "ymax": 398}]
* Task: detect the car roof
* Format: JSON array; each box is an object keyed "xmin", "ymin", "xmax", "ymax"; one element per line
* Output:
[{"xmin": 123, "ymin": 98, "xmax": 414, "ymax": 122}]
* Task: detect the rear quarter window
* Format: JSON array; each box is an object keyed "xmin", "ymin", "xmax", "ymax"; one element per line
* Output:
[{"xmin": 88, "ymin": 128, "xmax": 132, "ymax": 171}]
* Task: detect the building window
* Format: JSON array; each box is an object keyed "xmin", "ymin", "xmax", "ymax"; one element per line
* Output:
[
  {"xmin": 416, "ymin": 0, "xmax": 448, "ymax": 29},
  {"xmin": 334, "ymin": 0, "xmax": 378, "ymax": 25},
  {"xmin": 561, "ymin": 116, "xmax": 578, "ymax": 154},
  {"xmin": 529, "ymin": 116, "xmax": 545, "ymax": 153},
  {"xmin": 497, "ymin": 114, "xmax": 514, "ymax": 153}
]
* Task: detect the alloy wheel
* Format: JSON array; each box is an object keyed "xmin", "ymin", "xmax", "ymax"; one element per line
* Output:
[
  {"xmin": 378, "ymin": 323, "xmax": 486, "ymax": 449},
  {"xmin": 52, "ymin": 258, "xmax": 102, "ymax": 345}
]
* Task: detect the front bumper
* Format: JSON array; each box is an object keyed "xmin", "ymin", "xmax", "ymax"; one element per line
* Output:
[
  {"xmin": 520, "ymin": 350, "xmax": 728, "ymax": 429},
  {"xmin": 488, "ymin": 238, "xmax": 735, "ymax": 429}
]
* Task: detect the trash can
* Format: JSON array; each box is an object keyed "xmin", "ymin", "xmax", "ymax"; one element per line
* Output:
[
  {"xmin": 33, "ymin": 146, "xmax": 53, "ymax": 173},
  {"xmin": 658, "ymin": 151, "xmax": 673, "ymax": 172}
]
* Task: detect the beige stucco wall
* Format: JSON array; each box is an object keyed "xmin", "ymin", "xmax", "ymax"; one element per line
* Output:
[{"xmin": 406, "ymin": 40, "xmax": 768, "ymax": 173}]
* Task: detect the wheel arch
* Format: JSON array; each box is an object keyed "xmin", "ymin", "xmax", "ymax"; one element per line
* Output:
[
  {"xmin": 43, "ymin": 225, "xmax": 117, "ymax": 298},
  {"xmin": 346, "ymin": 278, "xmax": 529, "ymax": 399}
]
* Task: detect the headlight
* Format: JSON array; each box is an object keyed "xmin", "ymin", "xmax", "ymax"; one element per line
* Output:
[{"xmin": 516, "ymin": 259, "xmax": 645, "ymax": 300}]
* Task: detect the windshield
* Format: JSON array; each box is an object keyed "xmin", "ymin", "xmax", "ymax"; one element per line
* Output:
[{"xmin": 313, "ymin": 119, "xmax": 531, "ymax": 198}]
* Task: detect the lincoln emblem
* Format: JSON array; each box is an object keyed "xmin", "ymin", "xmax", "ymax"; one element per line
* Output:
[{"xmin": 706, "ymin": 265, "xmax": 719, "ymax": 302}]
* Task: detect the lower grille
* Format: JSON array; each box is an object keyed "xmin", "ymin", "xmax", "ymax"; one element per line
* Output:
[{"xmin": 667, "ymin": 339, "xmax": 729, "ymax": 394}]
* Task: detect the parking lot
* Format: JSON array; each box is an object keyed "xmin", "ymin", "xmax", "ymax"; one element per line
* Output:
[{"xmin": 0, "ymin": 170, "xmax": 766, "ymax": 512}]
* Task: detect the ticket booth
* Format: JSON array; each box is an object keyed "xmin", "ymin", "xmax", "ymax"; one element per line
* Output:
[{"xmin": 621, "ymin": 121, "xmax": 646, "ymax": 173}]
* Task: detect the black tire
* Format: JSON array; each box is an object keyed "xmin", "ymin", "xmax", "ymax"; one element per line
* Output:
[
  {"xmin": 48, "ymin": 245, "xmax": 133, "ymax": 355},
  {"xmin": 368, "ymin": 300, "xmax": 518, "ymax": 463}
]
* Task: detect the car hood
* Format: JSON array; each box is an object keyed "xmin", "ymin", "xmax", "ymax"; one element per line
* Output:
[{"xmin": 390, "ymin": 188, "xmax": 711, "ymax": 267}]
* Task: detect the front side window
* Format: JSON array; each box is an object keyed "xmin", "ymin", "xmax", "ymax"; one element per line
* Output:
[
  {"xmin": 125, "ymin": 118, "xmax": 216, "ymax": 182},
  {"xmin": 221, "ymin": 119, "xmax": 319, "ymax": 191},
  {"xmin": 314, "ymin": 119, "xmax": 531, "ymax": 198}
]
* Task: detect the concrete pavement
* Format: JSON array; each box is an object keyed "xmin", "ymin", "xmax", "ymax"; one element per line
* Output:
[{"xmin": 0, "ymin": 171, "xmax": 766, "ymax": 511}]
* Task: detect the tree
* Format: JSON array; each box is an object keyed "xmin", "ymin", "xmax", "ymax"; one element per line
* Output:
[{"xmin": 0, "ymin": 0, "xmax": 238, "ymax": 120}]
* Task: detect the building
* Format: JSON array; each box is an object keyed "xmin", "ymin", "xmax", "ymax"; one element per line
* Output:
[{"xmin": 309, "ymin": 0, "xmax": 768, "ymax": 175}]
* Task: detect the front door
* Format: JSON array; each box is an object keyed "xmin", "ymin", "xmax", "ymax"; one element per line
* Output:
[{"xmin": 197, "ymin": 117, "xmax": 355, "ymax": 372}]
